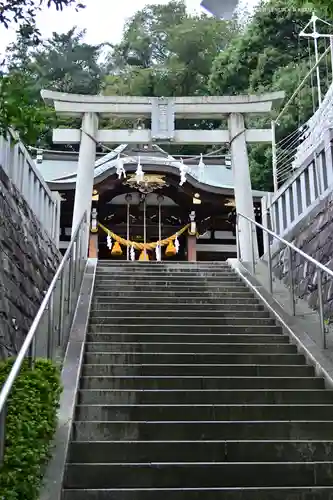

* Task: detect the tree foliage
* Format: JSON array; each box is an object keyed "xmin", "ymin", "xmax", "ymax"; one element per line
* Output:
[
  {"xmin": 0, "ymin": 0, "xmax": 85, "ymax": 141},
  {"xmin": 1, "ymin": 0, "xmax": 331, "ymax": 191},
  {"xmin": 104, "ymin": 0, "xmax": 237, "ymax": 97},
  {"xmin": 0, "ymin": 0, "xmax": 84, "ymax": 36},
  {"xmin": 1, "ymin": 26, "xmax": 105, "ymax": 145},
  {"xmin": 0, "ymin": 358, "xmax": 61, "ymax": 500},
  {"xmin": 31, "ymin": 28, "xmax": 104, "ymax": 94},
  {"xmin": 209, "ymin": 0, "xmax": 328, "ymax": 190}
]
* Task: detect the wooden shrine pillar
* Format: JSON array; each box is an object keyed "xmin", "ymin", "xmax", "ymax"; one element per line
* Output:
[
  {"xmin": 187, "ymin": 234, "xmax": 197, "ymax": 262},
  {"xmin": 89, "ymin": 233, "xmax": 98, "ymax": 258}
]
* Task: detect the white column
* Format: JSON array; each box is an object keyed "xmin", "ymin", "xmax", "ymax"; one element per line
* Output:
[
  {"xmin": 228, "ymin": 113, "xmax": 258, "ymax": 263},
  {"xmin": 72, "ymin": 112, "xmax": 98, "ymax": 235}
]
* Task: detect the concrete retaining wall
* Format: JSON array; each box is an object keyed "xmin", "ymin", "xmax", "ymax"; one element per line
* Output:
[{"xmin": 0, "ymin": 167, "xmax": 61, "ymax": 357}]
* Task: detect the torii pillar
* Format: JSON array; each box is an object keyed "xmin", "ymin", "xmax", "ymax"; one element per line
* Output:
[
  {"xmin": 72, "ymin": 112, "xmax": 98, "ymax": 234},
  {"xmin": 41, "ymin": 90, "xmax": 284, "ymax": 263},
  {"xmin": 228, "ymin": 112, "xmax": 257, "ymax": 262}
]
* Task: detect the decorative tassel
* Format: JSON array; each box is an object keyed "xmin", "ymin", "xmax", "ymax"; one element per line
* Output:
[
  {"xmin": 130, "ymin": 245, "xmax": 135, "ymax": 261},
  {"xmin": 111, "ymin": 241, "xmax": 123, "ymax": 256},
  {"xmin": 107, "ymin": 234, "xmax": 112, "ymax": 250},
  {"xmin": 135, "ymin": 156, "xmax": 144, "ymax": 183},
  {"xmin": 139, "ymin": 250, "xmax": 149, "ymax": 261},
  {"xmin": 165, "ymin": 240, "xmax": 176, "ymax": 257},
  {"xmin": 116, "ymin": 154, "xmax": 126, "ymax": 179},
  {"xmin": 179, "ymin": 158, "xmax": 188, "ymax": 186},
  {"xmin": 175, "ymin": 235, "xmax": 180, "ymax": 254},
  {"xmin": 155, "ymin": 244, "xmax": 161, "ymax": 262}
]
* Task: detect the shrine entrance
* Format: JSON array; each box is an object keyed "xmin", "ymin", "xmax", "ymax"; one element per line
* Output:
[
  {"xmin": 96, "ymin": 173, "xmax": 194, "ymax": 261},
  {"xmin": 43, "ymin": 90, "xmax": 284, "ymax": 264}
]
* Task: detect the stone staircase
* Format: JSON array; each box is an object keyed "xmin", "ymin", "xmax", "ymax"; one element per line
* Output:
[{"xmin": 62, "ymin": 261, "xmax": 333, "ymax": 499}]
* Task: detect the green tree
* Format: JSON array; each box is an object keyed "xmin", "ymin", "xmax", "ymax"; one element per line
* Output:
[
  {"xmin": 102, "ymin": 0, "xmax": 236, "ymax": 156},
  {"xmin": 0, "ymin": 0, "xmax": 84, "ymax": 37},
  {"xmin": 104, "ymin": 0, "xmax": 236, "ymax": 97},
  {"xmin": 0, "ymin": 1, "xmax": 85, "ymax": 139},
  {"xmin": 209, "ymin": 0, "xmax": 323, "ymax": 191},
  {"xmin": 1, "ymin": 26, "xmax": 105, "ymax": 145},
  {"xmin": 32, "ymin": 28, "xmax": 104, "ymax": 94}
]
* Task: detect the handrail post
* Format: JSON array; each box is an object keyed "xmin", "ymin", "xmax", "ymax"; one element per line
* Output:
[
  {"xmin": 272, "ymin": 120, "xmax": 278, "ymax": 193},
  {"xmin": 236, "ymin": 215, "xmax": 240, "ymax": 261},
  {"xmin": 288, "ymin": 246, "xmax": 296, "ymax": 316},
  {"xmin": 0, "ymin": 403, "xmax": 7, "ymax": 465},
  {"xmin": 28, "ymin": 335, "xmax": 36, "ymax": 368},
  {"xmin": 68, "ymin": 249, "xmax": 74, "ymax": 314},
  {"xmin": 267, "ymin": 234, "xmax": 273, "ymax": 295},
  {"xmin": 47, "ymin": 294, "xmax": 55, "ymax": 360},
  {"xmin": 317, "ymin": 269, "xmax": 327, "ymax": 349},
  {"xmin": 250, "ymin": 220, "xmax": 255, "ymax": 274},
  {"xmin": 58, "ymin": 273, "xmax": 66, "ymax": 350}
]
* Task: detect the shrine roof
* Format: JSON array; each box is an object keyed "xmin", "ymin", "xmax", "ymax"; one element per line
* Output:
[{"xmin": 36, "ymin": 144, "xmax": 269, "ymax": 198}]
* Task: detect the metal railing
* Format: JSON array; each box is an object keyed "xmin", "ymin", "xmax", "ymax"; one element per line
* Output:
[
  {"xmin": 262, "ymin": 128, "xmax": 333, "ymax": 239},
  {"xmin": 0, "ymin": 211, "xmax": 88, "ymax": 464},
  {"xmin": 272, "ymin": 35, "xmax": 333, "ymax": 190},
  {"xmin": 0, "ymin": 129, "xmax": 61, "ymax": 244},
  {"xmin": 236, "ymin": 212, "xmax": 333, "ymax": 350}
]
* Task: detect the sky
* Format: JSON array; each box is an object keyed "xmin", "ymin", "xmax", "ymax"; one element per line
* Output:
[{"xmin": 0, "ymin": 0, "xmax": 204, "ymax": 52}]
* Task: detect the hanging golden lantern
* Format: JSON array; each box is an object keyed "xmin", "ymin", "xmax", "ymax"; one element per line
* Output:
[
  {"xmin": 111, "ymin": 241, "xmax": 123, "ymax": 256},
  {"xmin": 165, "ymin": 240, "xmax": 176, "ymax": 257},
  {"xmin": 139, "ymin": 250, "xmax": 150, "ymax": 261}
]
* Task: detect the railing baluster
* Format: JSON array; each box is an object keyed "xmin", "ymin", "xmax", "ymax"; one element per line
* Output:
[
  {"xmin": 58, "ymin": 274, "xmax": 66, "ymax": 350},
  {"xmin": 1, "ymin": 129, "xmax": 59, "ymax": 244},
  {"xmin": 267, "ymin": 234, "xmax": 273, "ymax": 295},
  {"xmin": 0, "ymin": 403, "xmax": 7, "ymax": 465},
  {"xmin": 250, "ymin": 221, "xmax": 255, "ymax": 274},
  {"xmin": 47, "ymin": 294, "xmax": 55, "ymax": 360},
  {"xmin": 288, "ymin": 246, "xmax": 296, "ymax": 316},
  {"xmin": 317, "ymin": 269, "xmax": 327, "ymax": 349}
]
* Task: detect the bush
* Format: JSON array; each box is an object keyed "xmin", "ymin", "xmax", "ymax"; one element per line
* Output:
[{"xmin": 0, "ymin": 358, "xmax": 62, "ymax": 500}]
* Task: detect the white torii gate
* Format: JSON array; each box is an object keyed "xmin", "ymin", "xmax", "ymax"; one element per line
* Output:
[{"xmin": 42, "ymin": 90, "xmax": 284, "ymax": 262}]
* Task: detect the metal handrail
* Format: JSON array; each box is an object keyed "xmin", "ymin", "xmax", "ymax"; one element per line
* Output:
[
  {"xmin": 236, "ymin": 212, "xmax": 331, "ymax": 349},
  {"xmin": 0, "ymin": 211, "xmax": 88, "ymax": 463}
]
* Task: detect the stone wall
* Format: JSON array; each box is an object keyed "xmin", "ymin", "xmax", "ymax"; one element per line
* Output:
[
  {"xmin": 272, "ymin": 190, "xmax": 333, "ymax": 317},
  {"xmin": 0, "ymin": 166, "xmax": 61, "ymax": 358}
]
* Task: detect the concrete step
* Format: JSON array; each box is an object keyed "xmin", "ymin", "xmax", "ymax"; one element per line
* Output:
[
  {"xmin": 89, "ymin": 323, "xmax": 278, "ymax": 334},
  {"xmin": 90, "ymin": 302, "xmax": 264, "ymax": 311},
  {"xmin": 77, "ymin": 388, "xmax": 333, "ymax": 405},
  {"xmin": 89, "ymin": 318, "xmax": 276, "ymax": 327},
  {"xmin": 95, "ymin": 274, "xmax": 242, "ymax": 282},
  {"xmin": 95, "ymin": 272, "xmax": 240, "ymax": 279},
  {"xmin": 61, "ymin": 486, "xmax": 333, "ymax": 500},
  {"xmin": 75, "ymin": 403, "xmax": 332, "ymax": 422},
  {"xmin": 82, "ymin": 363, "xmax": 314, "ymax": 377},
  {"xmin": 86, "ymin": 333, "xmax": 289, "ymax": 344},
  {"xmin": 89, "ymin": 310, "xmax": 271, "ymax": 319},
  {"xmin": 93, "ymin": 291, "xmax": 255, "ymax": 298},
  {"xmin": 84, "ymin": 352, "xmax": 302, "ymax": 366},
  {"xmin": 71, "ymin": 420, "xmax": 333, "ymax": 441},
  {"xmin": 64, "ymin": 461, "xmax": 333, "ymax": 489},
  {"xmin": 84, "ymin": 343, "xmax": 295, "ymax": 355},
  {"xmin": 94, "ymin": 284, "xmax": 249, "ymax": 292},
  {"xmin": 92, "ymin": 297, "xmax": 260, "ymax": 305},
  {"xmin": 67, "ymin": 439, "xmax": 333, "ymax": 463},
  {"xmin": 79, "ymin": 376, "xmax": 322, "ymax": 390}
]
